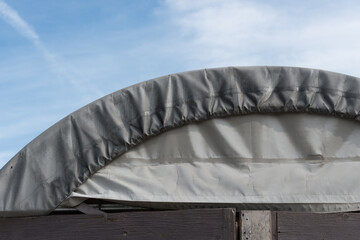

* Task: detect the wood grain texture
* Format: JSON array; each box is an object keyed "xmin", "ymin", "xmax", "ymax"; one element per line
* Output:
[
  {"xmin": 271, "ymin": 211, "xmax": 277, "ymax": 240},
  {"xmin": 278, "ymin": 212, "xmax": 360, "ymax": 240},
  {"xmin": 0, "ymin": 208, "xmax": 236, "ymax": 240}
]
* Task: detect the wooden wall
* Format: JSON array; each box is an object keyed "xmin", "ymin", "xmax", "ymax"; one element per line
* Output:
[
  {"xmin": 1, "ymin": 208, "xmax": 360, "ymax": 239},
  {"xmin": 0, "ymin": 208, "xmax": 236, "ymax": 240},
  {"xmin": 241, "ymin": 210, "xmax": 360, "ymax": 240}
]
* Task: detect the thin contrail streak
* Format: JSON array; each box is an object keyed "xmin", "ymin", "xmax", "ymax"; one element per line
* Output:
[
  {"xmin": 0, "ymin": 0, "xmax": 39, "ymax": 41},
  {"xmin": 0, "ymin": 0, "xmax": 104, "ymax": 97}
]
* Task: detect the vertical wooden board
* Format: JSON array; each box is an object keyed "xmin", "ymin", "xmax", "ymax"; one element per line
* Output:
[
  {"xmin": 240, "ymin": 210, "xmax": 275, "ymax": 240},
  {"xmin": 278, "ymin": 212, "xmax": 360, "ymax": 240},
  {"xmin": 271, "ymin": 211, "xmax": 277, "ymax": 240},
  {"xmin": 0, "ymin": 208, "xmax": 236, "ymax": 240}
]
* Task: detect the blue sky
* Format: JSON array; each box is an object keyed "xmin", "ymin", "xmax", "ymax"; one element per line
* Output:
[{"xmin": 1, "ymin": 0, "xmax": 360, "ymax": 168}]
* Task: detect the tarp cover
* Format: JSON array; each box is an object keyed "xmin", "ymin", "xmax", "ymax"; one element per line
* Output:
[
  {"xmin": 1, "ymin": 66, "xmax": 360, "ymax": 217},
  {"xmin": 61, "ymin": 113, "xmax": 360, "ymax": 213}
]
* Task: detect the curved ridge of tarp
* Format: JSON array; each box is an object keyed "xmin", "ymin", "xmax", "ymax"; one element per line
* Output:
[{"xmin": 1, "ymin": 66, "xmax": 360, "ymax": 217}]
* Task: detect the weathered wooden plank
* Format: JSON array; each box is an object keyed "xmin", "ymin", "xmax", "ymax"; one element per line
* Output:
[
  {"xmin": 271, "ymin": 211, "xmax": 277, "ymax": 240},
  {"xmin": 0, "ymin": 208, "xmax": 236, "ymax": 240},
  {"xmin": 278, "ymin": 212, "xmax": 360, "ymax": 240},
  {"xmin": 240, "ymin": 210, "xmax": 276, "ymax": 240}
]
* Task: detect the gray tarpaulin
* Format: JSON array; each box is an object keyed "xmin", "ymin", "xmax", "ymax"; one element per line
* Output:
[
  {"xmin": 61, "ymin": 113, "xmax": 360, "ymax": 212},
  {"xmin": 1, "ymin": 66, "xmax": 360, "ymax": 217}
]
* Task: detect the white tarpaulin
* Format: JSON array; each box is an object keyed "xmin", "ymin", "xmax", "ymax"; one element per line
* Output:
[{"xmin": 62, "ymin": 113, "xmax": 360, "ymax": 212}]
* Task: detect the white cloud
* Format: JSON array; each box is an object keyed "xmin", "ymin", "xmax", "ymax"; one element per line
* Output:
[{"xmin": 163, "ymin": 0, "xmax": 360, "ymax": 77}]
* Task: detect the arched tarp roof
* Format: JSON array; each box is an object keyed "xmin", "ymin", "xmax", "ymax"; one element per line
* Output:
[{"xmin": 1, "ymin": 66, "xmax": 360, "ymax": 217}]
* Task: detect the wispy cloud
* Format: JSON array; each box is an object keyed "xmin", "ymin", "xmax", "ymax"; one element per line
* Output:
[
  {"xmin": 0, "ymin": 0, "xmax": 103, "ymax": 98},
  {"xmin": 0, "ymin": 0, "xmax": 52, "ymax": 62},
  {"xmin": 0, "ymin": 0, "xmax": 39, "ymax": 41},
  {"xmin": 162, "ymin": 0, "xmax": 360, "ymax": 77}
]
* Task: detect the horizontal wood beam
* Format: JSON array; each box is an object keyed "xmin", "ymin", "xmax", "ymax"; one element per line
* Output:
[
  {"xmin": 277, "ymin": 212, "xmax": 360, "ymax": 240},
  {"xmin": 0, "ymin": 208, "xmax": 236, "ymax": 240}
]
